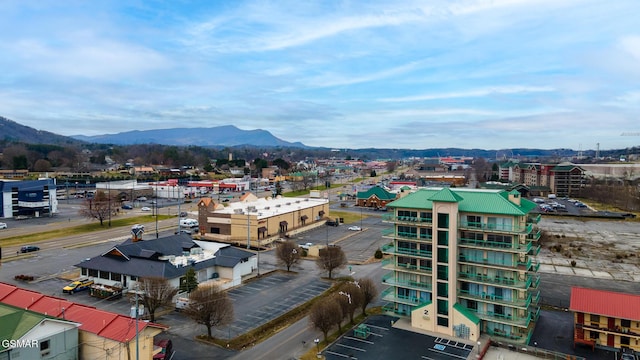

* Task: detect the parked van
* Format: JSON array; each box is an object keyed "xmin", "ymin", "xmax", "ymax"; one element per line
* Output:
[
  {"xmin": 175, "ymin": 297, "xmax": 191, "ymax": 311},
  {"xmin": 179, "ymin": 219, "xmax": 198, "ymax": 228},
  {"xmin": 548, "ymin": 194, "xmax": 557, "ymax": 199}
]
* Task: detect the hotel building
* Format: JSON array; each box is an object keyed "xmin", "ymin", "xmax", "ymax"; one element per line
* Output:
[{"xmin": 382, "ymin": 188, "xmax": 541, "ymax": 343}]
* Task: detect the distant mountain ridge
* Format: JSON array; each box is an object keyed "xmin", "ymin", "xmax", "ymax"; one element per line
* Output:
[
  {"xmin": 72, "ymin": 125, "xmax": 308, "ymax": 148},
  {"xmin": 0, "ymin": 116, "xmax": 83, "ymax": 145}
]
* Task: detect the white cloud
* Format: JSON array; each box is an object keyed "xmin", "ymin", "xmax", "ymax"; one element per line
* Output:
[{"xmin": 379, "ymin": 85, "xmax": 555, "ymax": 102}]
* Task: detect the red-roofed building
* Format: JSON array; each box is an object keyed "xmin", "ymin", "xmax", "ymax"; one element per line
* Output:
[
  {"xmin": 0, "ymin": 282, "xmax": 167, "ymax": 360},
  {"xmin": 570, "ymin": 287, "xmax": 640, "ymax": 352}
]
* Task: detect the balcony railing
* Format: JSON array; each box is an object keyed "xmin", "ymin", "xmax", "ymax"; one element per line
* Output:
[
  {"xmin": 381, "ymin": 244, "xmax": 432, "ymax": 258},
  {"xmin": 381, "ymin": 229, "xmax": 433, "ymax": 242},
  {"xmin": 458, "ymin": 237, "xmax": 533, "ymax": 253},
  {"xmin": 472, "ymin": 309, "xmax": 534, "ymax": 327},
  {"xmin": 382, "ymin": 272, "xmax": 433, "ymax": 291},
  {"xmin": 458, "ymin": 272, "xmax": 539, "ymax": 290},
  {"xmin": 382, "ymin": 303, "xmax": 412, "ymax": 317},
  {"xmin": 457, "ymin": 290, "xmax": 540, "ymax": 308},
  {"xmin": 528, "ymin": 213, "xmax": 541, "ymax": 224},
  {"xmin": 382, "ymin": 214, "xmax": 433, "ymax": 224},
  {"xmin": 459, "ymin": 222, "xmax": 533, "ymax": 235},
  {"xmin": 527, "ymin": 229, "xmax": 541, "ymax": 241},
  {"xmin": 381, "ymin": 287, "xmax": 430, "ymax": 306},
  {"xmin": 382, "ymin": 258, "xmax": 432, "ymax": 274}
]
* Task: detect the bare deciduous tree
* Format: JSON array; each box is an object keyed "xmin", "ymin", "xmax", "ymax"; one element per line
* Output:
[
  {"xmin": 78, "ymin": 190, "xmax": 114, "ymax": 226},
  {"xmin": 316, "ymin": 246, "xmax": 347, "ymax": 279},
  {"xmin": 357, "ymin": 277, "xmax": 378, "ymax": 315},
  {"xmin": 336, "ymin": 282, "xmax": 363, "ymax": 324},
  {"xmin": 275, "ymin": 240, "xmax": 301, "ymax": 271},
  {"xmin": 184, "ymin": 284, "xmax": 234, "ymax": 339},
  {"xmin": 309, "ymin": 298, "xmax": 342, "ymax": 342},
  {"xmin": 137, "ymin": 277, "xmax": 178, "ymax": 322}
]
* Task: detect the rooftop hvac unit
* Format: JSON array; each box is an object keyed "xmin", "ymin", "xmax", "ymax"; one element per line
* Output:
[
  {"xmin": 264, "ymin": 206, "xmax": 270, "ymax": 210},
  {"xmin": 275, "ymin": 204, "xmax": 281, "ymax": 207},
  {"xmin": 286, "ymin": 202, "xmax": 291, "ymax": 205}
]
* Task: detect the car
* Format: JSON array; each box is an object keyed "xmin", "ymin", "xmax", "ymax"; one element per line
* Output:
[
  {"xmin": 175, "ymin": 229, "xmax": 193, "ymax": 235},
  {"xmin": 0, "ymin": 222, "xmax": 7, "ymax": 230},
  {"xmin": 62, "ymin": 278, "xmax": 94, "ymax": 294},
  {"xmin": 300, "ymin": 242, "xmax": 314, "ymax": 250},
  {"xmin": 20, "ymin": 245, "xmax": 40, "ymax": 253},
  {"xmin": 348, "ymin": 226, "xmax": 362, "ymax": 231},
  {"xmin": 621, "ymin": 354, "xmax": 635, "ymax": 360},
  {"xmin": 150, "ymin": 200, "xmax": 157, "ymax": 204},
  {"xmin": 141, "ymin": 207, "xmax": 152, "ymax": 211},
  {"xmin": 137, "ymin": 196, "xmax": 148, "ymax": 201},
  {"xmin": 153, "ymin": 339, "xmax": 174, "ymax": 360},
  {"xmin": 122, "ymin": 204, "xmax": 133, "ymax": 210},
  {"xmin": 326, "ymin": 220, "xmax": 339, "ymax": 226},
  {"xmin": 179, "ymin": 211, "xmax": 188, "ymax": 217}
]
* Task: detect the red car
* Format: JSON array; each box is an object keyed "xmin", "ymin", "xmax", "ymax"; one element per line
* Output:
[{"xmin": 153, "ymin": 339, "xmax": 173, "ymax": 360}]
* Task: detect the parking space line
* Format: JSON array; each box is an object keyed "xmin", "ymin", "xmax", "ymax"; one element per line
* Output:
[
  {"xmin": 368, "ymin": 332, "xmax": 383, "ymax": 337},
  {"xmin": 421, "ymin": 356, "xmax": 435, "ymax": 360},
  {"xmin": 427, "ymin": 348, "xmax": 468, "ymax": 359},
  {"xmin": 336, "ymin": 343, "xmax": 366, "ymax": 352},
  {"xmin": 325, "ymin": 350, "xmax": 358, "ymax": 359},
  {"xmin": 365, "ymin": 324, "xmax": 389, "ymax": 331},
  {"xmin": 435, "ymin": 338, "xmax": 473, "ymax": 351},
  {"xmin": 343, "ymin": 336, "xmax": 374, "ymax": 344}
]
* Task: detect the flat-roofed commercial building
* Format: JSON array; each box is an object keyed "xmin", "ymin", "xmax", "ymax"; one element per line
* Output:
[
  {"xmin": 198, "ymin": 194, "xmax": 329, "ymax": 247},
  {"xmin": 382, "ymin": 188, "xmax": 541, "ymax": 344}
]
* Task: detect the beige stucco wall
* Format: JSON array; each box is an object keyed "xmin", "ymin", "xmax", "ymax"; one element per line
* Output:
[{"xmin": 78, "ymin": 326, "xmax": 163, "ymax": 360}]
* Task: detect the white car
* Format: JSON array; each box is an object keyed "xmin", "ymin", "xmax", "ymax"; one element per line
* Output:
[
  {"xmin": 348, "ymin": 226, "xmax": 362, "ymax": 231},
  {"xmin": 141, "ymin": 207, "xmax": 152, "ymax": 211},
  {"xmin": 300, "ymin": 242, "xmax": 314, "ymax": 250},
  {"xmin": 0, "ymin": 222, "xmax": 7, "ymax": 229}
]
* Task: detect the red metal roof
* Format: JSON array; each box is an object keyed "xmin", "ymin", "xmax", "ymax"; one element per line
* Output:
[
  {"xmin": 570, "ymin": 287, "xmax": 640, "ymax": 320},
  {"xmin": 0, "ymin": 282, "xmax": 167, "ymax": 343}
]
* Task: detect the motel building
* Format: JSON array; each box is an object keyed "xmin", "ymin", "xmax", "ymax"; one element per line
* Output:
[
  {"xmin": 570, "ymin": 287, "xmax": 640, "ymax": 354},
  {"xmin": 381, "ymin": 188, "xmax": 541, "ymax": 344}
]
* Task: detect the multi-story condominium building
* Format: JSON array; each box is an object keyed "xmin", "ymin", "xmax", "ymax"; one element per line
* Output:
[
  {"xmin": 382, "ymin": 188, "xmax": 541, "ymax": 344},
  {"xmin": 570, "ymin": 287, "xmax": 640, "ymax": 353},
  {"xmin": 499, "ymin": 162, "xmax": 585, "ymax": 197}
]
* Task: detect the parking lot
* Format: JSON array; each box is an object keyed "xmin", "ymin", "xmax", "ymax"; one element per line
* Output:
[{"xmin": 323, "ymin": 315, "xmax": 475, "ymax": 360}]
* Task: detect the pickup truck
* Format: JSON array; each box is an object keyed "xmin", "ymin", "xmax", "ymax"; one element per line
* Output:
[{"xmin": 63, "ymin": 279, "xmax": 94, "ymax": 294}]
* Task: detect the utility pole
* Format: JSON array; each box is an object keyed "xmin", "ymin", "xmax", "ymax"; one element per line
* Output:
[{"xmin": 135, "ymin": 284, "xmax": 140, "ymax": 360}]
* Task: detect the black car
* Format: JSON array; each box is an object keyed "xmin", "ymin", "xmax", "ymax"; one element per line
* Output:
[
  {"xmin": 122, "ymin": 204, "xmax": 133, "ymax": 210},
  {"xmin": 20, "ymin": 245, "xmax": 40, "ymax": 253}
]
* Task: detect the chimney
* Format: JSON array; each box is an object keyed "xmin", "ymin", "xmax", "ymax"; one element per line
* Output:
[{"xmin": 508, "ymin": 190, "xmax": 521, "ymax": 206}]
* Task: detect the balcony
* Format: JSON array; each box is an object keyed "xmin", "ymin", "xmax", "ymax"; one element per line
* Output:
[
  {"xmin": 381, "ymin": 244, "xmax": 432, "ymax": 258},
  {"xmin": 473, "ymin": 309, "xmax": 535, "ymax": 327},
  {"xmin": 382, "ymin": 272, "xmax": 433, "ymax": 291},
  {"xmin": 382, "ymin": 258, "xmax": 432, "ymax": 275},
  {"xmin": 381, "ymin": 287, "xmax": 430, "ymax": 307},
  {"xmin": 485, "ymin": 328, "xmax": 532, "ymax": 344},
  {"xmin": 576, "ymin": 323, "xmax": 640, "ymax": 337},
  {"xmin": 457, "ymin": 290, "xmax": 540, "ymax": 308},
  {"xmin": 458, "ymin": 237, "xmax": 533, "ymax": 254},
  {"xmin": 381, "ymin": 228, "xmax": 433, "ymax": 242},
  {"xmin": 527, "ymin": 213, "xmax": 541, "ymax": 224},
  {"xmin": 459, "ymin": 222, "xmax": 533, "ymax": 235},
  {"xmin": 382, "ymin": 214, "xmax": 433, "ymax": 225},
  {"xmin": 527, "ymin": 229, "xmax": 541, "ymax": 241},
  {"xmin": 458, "ymin": 272, "xmax": 539, "ymax": 290},
  {"xmin": 382, "ymin": 303, "xmax": 412, "ymax": 317}
]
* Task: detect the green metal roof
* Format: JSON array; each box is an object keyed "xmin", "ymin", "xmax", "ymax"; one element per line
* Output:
[
  {"xmin": 552, "ymin": 164, "xmax": 583, "ymax": 172},
  {"xmin": 388, "ymin": 188, "xmax": 536, "ymax": 216},
  {"xmin": 427, "ymin": 188, "xmax": 463, "ymax": 203},
  {"xmin": 453, "ymin": 303, "xmax": 481, "ymax": 325},
  {"xmin": 357, "ymin": 186, "xmax": 397, "ymax": 201},
  {"xmin": 0, "ymin": 304, "xmax": 46, "ymax": 351}
]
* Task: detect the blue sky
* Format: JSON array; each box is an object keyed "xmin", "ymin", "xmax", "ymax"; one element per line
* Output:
[{"xmin": 1, "ymin": 0, "xmax": 639, "ymax": 150}]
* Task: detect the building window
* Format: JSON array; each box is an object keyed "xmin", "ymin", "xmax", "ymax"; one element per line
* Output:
[
  {"xmin": 81, "ymin": 268, "xmax": 87, "ymax": 276},
  {"xmin": 589, "ymin": 331, "xmax": 597, "ymax": 340},
  {"xmin": 437, "ymin": 213, "xmax": 449, "ymax": 228},
  {"xmin": 99, "ymin": 271, "xmax": 110, "ymax": 279},
  {"xmin": 437, "ymin": 299, "xmax": 449, "ymax": 316},
  {"xmin": 437, "ymin": 248, "xmax": 448, "ymax": 263},
  {"xmin": 420, "ymin": 212, "xmax": 433, "ymax": 222},
  {"xmin": 88, "ymin": 269, "xmax": 98, "ymax": 277},
  {"xmin": 437, "ymin": 282, "xmax": 448, "ymax": 298},
  {"xmin": 110, "ymin": 272, "xmax": 122, "ymax": 281},
  {"xmin": 590, "ymin": 314, "xmax": 600, "ymax": 324},
  {"xmin": 40, "ymin": 339, "xmax": 50, "ymax": 356},
  {"xmin": 130, "ymin": 276, "xmax": 137, "ymax": 281},
  {"xmin": 621, "ymin": 319, "xmax": 631, "ymax": 328},
  {"xmin": 437, "ymin": 265, "xmax": 448, "ymax": 281},
  {"xmin": 398, "ymin": 210, "xmax": 418, "ymax": 221},
  {"xmin": 437, "ymin": 231, "xmax": 448, "ymax": 246},
  {"xmin": 466, "ymin": 215, "xmax": 481, "ymax": 227},
  {"xmin": 420, "ymin": 227, "xmax": 432, "ymax": 239},
  {"xmin": 437, "ymin": 316, "xmax": 449, "ymax": 327},
  {"xmin": 210, "ymin": 227, "xmax": 220, "ymax": 234}
]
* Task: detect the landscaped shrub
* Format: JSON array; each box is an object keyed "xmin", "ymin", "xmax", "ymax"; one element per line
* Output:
[
  {"xmin": 570, "ymin": 260, "xmax": 577, "ymax": 267},
  {"xmin": 374, "ymin": 248, "xmax": 383, "ymax": 259}
]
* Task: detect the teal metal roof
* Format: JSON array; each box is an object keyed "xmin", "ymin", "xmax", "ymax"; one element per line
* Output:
[
  {"xmin": 0, "ymin": 304, "xmax": 46, "ymax": 351},
  {"xmin": 427, "ymin": 188, "xmax": 463, "ymax": 203},
  {"xmin": 357, "ymin": 186, "xmax": 397, "ymax": 201},
  {"xmin": 453, "ymin": 303, "xmax": 481, "ymax": 325},
  {"xmin": 388, "ymin": 188, "xmax": 536, "ymax": 216}
]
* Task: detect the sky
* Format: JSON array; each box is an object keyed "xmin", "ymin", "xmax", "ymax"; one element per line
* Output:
[{"xmin": 1, "ymin": 0, "xmax": 639, "ymax": 150}]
